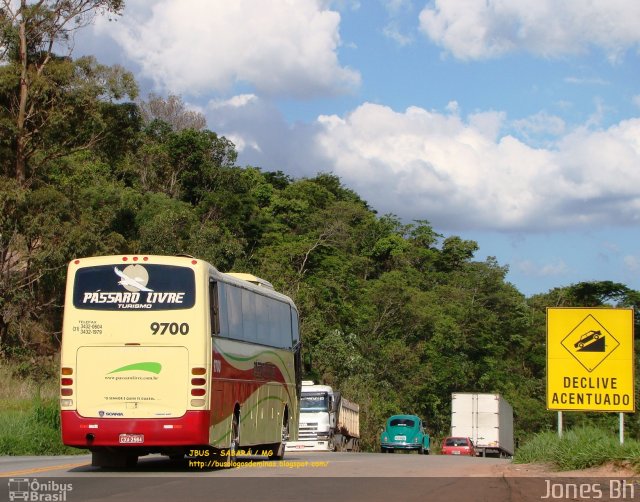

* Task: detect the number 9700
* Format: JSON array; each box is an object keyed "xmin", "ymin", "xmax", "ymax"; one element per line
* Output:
[{"xmin": 150, "ymin": 322, "xmax": 189, "ymax": 335}]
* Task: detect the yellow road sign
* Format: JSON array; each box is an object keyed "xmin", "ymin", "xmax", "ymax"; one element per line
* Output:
[{"xmin": 547, "ymin": 308, "xmax": 635, "ymax": 412}]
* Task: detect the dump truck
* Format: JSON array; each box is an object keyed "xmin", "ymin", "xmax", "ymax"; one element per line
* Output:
[
  {"xmin": 450, "ymin": 392, "xmax": 514, "ymax": 458},
  {"xmin": 286, "ymin": 381, "xmax": 360, "ymax": 452}
]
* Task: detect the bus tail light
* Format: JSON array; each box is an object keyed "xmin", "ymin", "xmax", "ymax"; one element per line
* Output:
[
  {"xmin": 61, "ymin": 370, "xmax": 73, "ymax": 396},
  {"xmin": 190, "ymin": 368, "xmax": 207, "ymax": 403},
  {"xmin": 60, "ymin": 399, "xmax": 73, "ymax": 407}
]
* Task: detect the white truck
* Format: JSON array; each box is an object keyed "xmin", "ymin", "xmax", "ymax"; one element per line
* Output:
[
  {"xmin": 450, "ymin": 392, "xmax": 514, "ymax": 458},
  {"xmin": 286, "ymin": 381, "xmax": 360, "ymax": 452}
]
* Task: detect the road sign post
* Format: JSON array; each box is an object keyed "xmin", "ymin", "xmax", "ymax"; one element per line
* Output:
[
  {"xmin": 557, "ymin": 411, "xmax": 562, "ymax": 438},
  {"xmin": 547, "ymin": 308, "xmax": 635, "ymax": 416}
]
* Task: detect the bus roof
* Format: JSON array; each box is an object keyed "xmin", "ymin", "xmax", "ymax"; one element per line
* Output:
[{"xmin": 225, "ymin": 273, "xmax": 274, "ymax": 290}]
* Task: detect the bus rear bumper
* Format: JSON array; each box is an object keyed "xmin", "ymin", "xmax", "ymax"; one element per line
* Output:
[{"xmin": 61, "ymin": 410, "xmax": 211, "ymax": 448}]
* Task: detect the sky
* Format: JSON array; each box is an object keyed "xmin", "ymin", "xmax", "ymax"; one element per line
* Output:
[{"xmin": 77, "ymin": 0, "xmax": 640, "ymax": 297}]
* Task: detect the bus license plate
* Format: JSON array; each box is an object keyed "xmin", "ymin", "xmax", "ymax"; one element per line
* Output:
[{"xmin": 119, "ymin": 434, "xmax": 144, "ymax": 444}]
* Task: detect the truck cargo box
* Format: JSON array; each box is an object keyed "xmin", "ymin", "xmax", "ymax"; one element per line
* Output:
[{"xmin": 451, "ymin": 393, "xmax": 514, "ymax": 457}]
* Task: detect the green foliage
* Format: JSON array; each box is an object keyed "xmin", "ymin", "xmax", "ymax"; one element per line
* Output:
[
  {"xmin": 568, "ymin": 281, "xmax": 632, "ymax": 307},
  {"xmin": 0, "ymin": 359, "xmax": 82, "ymax": 455},
  {"xmin": 515, "ymin": 426, "xmax": 640, "ymax": 471},
  {"xmin": 0, "ymin": 399, "xmax": 84, "ymax": 456},
  {"xmin": 0, "ymin": 53, "xmax": 138, "ymax": 180},
  {"xmin": 31, "ymin": 398, "xmax": 60, "ymax": 429}
]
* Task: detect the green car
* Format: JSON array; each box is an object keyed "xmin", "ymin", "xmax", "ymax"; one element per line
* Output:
[{"xmin": 380, "ymin": 414, "xmax": 430, "ymax": 454}]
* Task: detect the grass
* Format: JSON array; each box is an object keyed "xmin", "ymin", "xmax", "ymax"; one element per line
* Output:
[
  {"xmin": 0, "ymin": 358, "xmax": 86, "ymax": 456},
  {"xmin": 514, "ymin": 426, "xmax": 640, "ymax": 472},
  {"xmin": 0, "ymin": 358, "xmax": 58, "ymax": 403},
  {"xmin": 0, "ymin": 399, "xmax": 80, "ymax": 455}
]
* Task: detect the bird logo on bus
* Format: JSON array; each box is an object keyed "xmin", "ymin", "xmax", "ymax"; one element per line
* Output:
[{"xmin": 114, "ymin": 265, "xmax": 153, "ymax": 292}]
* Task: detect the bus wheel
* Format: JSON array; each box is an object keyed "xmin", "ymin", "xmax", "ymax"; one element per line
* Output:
[
  {"xmin": 269, "ymin": 411, "xmax": 289, "ymax": 460},
  {"xmin": 226, "ymin": 409, "xmax": 240, "ymax": 467}
]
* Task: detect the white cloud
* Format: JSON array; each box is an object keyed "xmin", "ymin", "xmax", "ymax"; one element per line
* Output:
[
  {"xmin": 564, "ymin": 76, "xmax": 610, "ymax": 86},
  {"xmin": 306, "ymin": 105, "xmax": 640, "ymax": 231},
  {"xmin": 381, "ymin": 0, "xmax": 411, "ymax": 14},
  {"xmin": 418, "ymin": 0, "xmax": 640, "ymax": 61},
  {"xmin": 601, "ymin": 241, "xmax": 620, "ymax": 254},
  {"xmin": 516, "ymin": 259, "xmax": 569, "ymax": 277},
  {"xmin": 95, "ymin": 0, "xmax": 360, "ymax": 98},
  {"xmin": 624, "ymin": 255, "xmax": 640, "ymax": 272},
  {"xmin": 512, "ymin": 112, "xmax": 566, "ymax": 141},
  {"xmin": 539, "ymin": 262, "xmax": 569, "ymax": 276},
  {"xmin": 209, "ymin": 94, "xmax": 258, "ymax": 110},
  {"xmin": 380, "ymin": 0, "xmax": 414, "ymax": 46},
  {"xmin": 383, "ymin": 22, "xmax": 413, "ymax": 46},
  {"xmin": 205, "ymin": 94, "xmax": 320, "ymax": 169}
]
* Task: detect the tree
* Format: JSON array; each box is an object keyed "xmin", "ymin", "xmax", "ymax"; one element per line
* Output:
[
  {"xmin": 138, "ymin": 93, "xmax": 206, "ymax": 131},
  {"xmin": 567, "ymin": 281, "xmax": 631, "ymax": 307},
  {"xmin": 0, "ymin": 0, "xmax": 127, "ymax": 184},
  {"xmin": 436, "ymin": 236, "xmax": 479, "ymax": 272}
]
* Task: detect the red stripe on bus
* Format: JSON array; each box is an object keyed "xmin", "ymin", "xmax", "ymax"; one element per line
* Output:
[
  {"xmin": 61, "ymin": 410, "xmax": 211, "ymax": 447},
  {"xmin": 210, "ymin": 349, "xmax": 292, "ymax": 424}
]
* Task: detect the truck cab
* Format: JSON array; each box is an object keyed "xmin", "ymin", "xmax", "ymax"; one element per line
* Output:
[
  {"xmin": 286, "ymin": 381, "xmax": 360, "ymax": 452},
  {"xmin": 301, "ymin": 385, "xmax": 335, "ymax": 447}
]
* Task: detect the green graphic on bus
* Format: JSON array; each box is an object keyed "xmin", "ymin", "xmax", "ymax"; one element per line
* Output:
[{"xmin": 107, "ymin": 362, "xmax": 162, "ymax": 374}]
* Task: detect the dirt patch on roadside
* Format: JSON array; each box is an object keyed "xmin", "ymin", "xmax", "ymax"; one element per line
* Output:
[{"xmin": 496, "ymin": 461, "xmax": 639, "ymax": 478}]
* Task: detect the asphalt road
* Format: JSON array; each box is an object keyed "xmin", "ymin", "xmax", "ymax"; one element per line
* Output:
[
  {"xmin": 0, "ymin": 453, "xmax": 632, "ymax": 502},
  {"xmin": 0, "ymin": 451, "xmax": 510, "ymax": 478}
]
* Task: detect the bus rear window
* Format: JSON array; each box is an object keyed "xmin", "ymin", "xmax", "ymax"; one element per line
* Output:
[{"xmin": 73, "ymin": 264, "xmax": 195, "ymax": 311}]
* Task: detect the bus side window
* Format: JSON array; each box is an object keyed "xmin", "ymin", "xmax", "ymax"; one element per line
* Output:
[
  {"xmin": 209, "ymin": 280, "xmax": 220, "ymax": 335},
  {"xmin": 291, "ymin": 308, "xmax": 300, "ymax": 346},
  {"xmin": 226, "ymin": 285, "xmax": 243, "ymax": 340}
]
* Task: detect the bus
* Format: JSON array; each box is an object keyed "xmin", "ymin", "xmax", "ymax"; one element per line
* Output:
[{"xmin": 60, "ymin": 255, "xmax": 301, "ymax": 468}]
